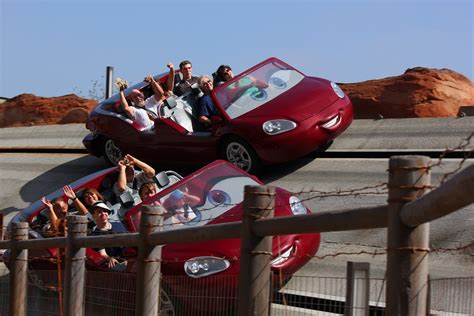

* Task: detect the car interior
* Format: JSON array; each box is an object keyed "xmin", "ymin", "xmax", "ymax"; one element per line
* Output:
[
  {"xmin": 99, "ymin": 82, "xmax": 210, "ymax": 135},
  {"xmin": 29, "ymin": 170, "xmax": 183, "ymax": 238}
]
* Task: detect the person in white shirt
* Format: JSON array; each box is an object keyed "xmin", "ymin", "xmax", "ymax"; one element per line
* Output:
[{"xmin": 119, "ymin": 87, "xmax": 155, "ymax": 128}]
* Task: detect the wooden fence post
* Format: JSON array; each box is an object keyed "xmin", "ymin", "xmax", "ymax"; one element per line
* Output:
[
  {"xmin": 386, "ymin": 156, "xmax": 430, "ymax": 315},
  {"xmin": 0, "ymin": 213, "xmax": 4, "ymax": 240},
  {"xmin": 64, "ymin": 215, "xmax": 88, "ymax": 316},
  {"xmin": 9, "ymin": 221, "xmax": 29, "ymax": 316},
  {"xmin": 238, "ymin": 185, "xmax": 275, "ymax": 316},
  {"xmin": 135, "ymin": 205, "xmax": 164, "ymax": 316}
]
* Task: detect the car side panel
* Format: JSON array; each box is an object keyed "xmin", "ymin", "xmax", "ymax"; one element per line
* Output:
[{"xmin": 129, "ymin": 118, "xmax": 219, "ymax": 165}]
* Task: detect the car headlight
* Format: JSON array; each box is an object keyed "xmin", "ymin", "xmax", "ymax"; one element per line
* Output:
[
  {"xmin": 330, "ymin": 82, "xmax": 345, "ymax": 99},
  {"xmin": 289, "ymin": 196, "xmax": 306, "ymax": 215},
  {"xmin": 184, "ymin": 256, "xmax": 230, "ymax": 278},
  {"xmin": 262, "ymin": 120, "xmax": 296, "ymax": 135}
]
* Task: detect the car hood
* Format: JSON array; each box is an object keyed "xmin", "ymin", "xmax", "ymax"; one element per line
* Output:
[{"xmin": 236, "ymin": 77, "xmax": 340, "ymax": 122}]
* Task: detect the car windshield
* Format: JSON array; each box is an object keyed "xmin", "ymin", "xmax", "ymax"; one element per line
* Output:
[
  {"xmin": 214, "ymin": 60, "xmax": 305, "ymax": 119},
  {"xmin": 128, "ymin": 162, "xmax": 260, "ymax": 232}
]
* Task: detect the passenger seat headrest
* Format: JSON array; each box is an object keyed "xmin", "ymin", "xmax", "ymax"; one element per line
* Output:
[
  {"xmin": 164, "ymin": 96, "xmax": 178, "ymax": 109},
  {"xmin": 155, "ymin": 171, "xmax": 170, "ymax": 188},
  {"xmin": 119, "ymin": 191, "xmax": 135, "ymax": 208},
  {"xmin": 191, "ymin": 83, "xmax": 203, "ymax": 98}
]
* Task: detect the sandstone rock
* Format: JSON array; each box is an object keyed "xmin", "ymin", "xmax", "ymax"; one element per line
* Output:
[
  {"xmin": 340, "ymin": 67, "xmax": 474, "ymax": 119},
  {"xmin": 0, "ymin": 94, "xmax": 97, "ymax": 128}
]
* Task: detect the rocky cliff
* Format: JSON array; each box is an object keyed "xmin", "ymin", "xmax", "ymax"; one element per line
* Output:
[
  {"xmin": 340, "ymin": 67, "xmax": 474, "ymax": 119},
  {"xmin": 0, "ymin": 94, "xmax": 96, "ymax": 127}
]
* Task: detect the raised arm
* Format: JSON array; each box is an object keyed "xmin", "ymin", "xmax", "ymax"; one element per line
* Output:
[
  {"xmin": 119, "ymin": 89, "xmax": 136, "ymax": 120},
  {"xmin": 144, "ymin": 75, "xmax": 165, "ymax": 101},
  {"xmin": 41, "ymin": 197, "xmax": 60, "ymax": 231},
  {"xmin": 183, "ymin": 192, "xmax": 201, "ymax": 206},
  {"xmin": 63, "ymin": 185, "xmax": 88, "ymax": 215},
  {"xmin": 116, "ymin": 159, "xmax": 128, "ymax": 193},
  {"xmin": 125, "ymin": 154, "xmax": 155, "ymax": 178},
  {"xmin": 166, "ymin": 63, "xmax": 175, "ymax": 96}
]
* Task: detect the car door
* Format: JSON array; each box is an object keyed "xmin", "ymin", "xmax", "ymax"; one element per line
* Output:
[{"xmin": 135, "ymin": 117, "xmax": 219, "ymax": 165}]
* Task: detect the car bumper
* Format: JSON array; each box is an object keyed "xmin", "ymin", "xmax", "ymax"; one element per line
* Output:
[
  {"xmin": 270, "ymin": 232, "xmax": 320, "ymax": 278},
  {"xmin": 82, "ymin": 132, "xmax": 103, "ymax": 157},
  {"xmin": 255, "ymin": 98, "xmax": 353, "ymax": 164}
]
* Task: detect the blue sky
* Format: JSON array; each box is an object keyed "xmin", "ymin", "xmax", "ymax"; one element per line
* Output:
[{"xmin": 1, "ymin": 0, "xmax": 472, "ymax": 99}]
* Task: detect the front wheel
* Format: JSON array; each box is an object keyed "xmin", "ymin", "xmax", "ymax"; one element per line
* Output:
[
  {"xmin": 220, "ymin": 136, "xmax": 261, "ymax": 175},
  {"xmin": 159, "ymin": 288, "xmax": 176, "ymax": 315},
  {"xmin": 102, "ymin": 138, "xmax": 122, "ymax": 166}
]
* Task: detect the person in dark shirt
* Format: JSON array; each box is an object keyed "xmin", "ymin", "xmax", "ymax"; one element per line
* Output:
[
  {"xmin": 198, "ymin": 75, "xmax": 218, "ymax": 127},
  {"xmin": 90, "ymin": 201, "xmax": 128, "ymax": 270},
  {"xmin": 173, "ymin": 60, "xmax": 199, "ymax": 96},
  {"xmin": 213, "ymin": 64, "xmax": 234, "ymax": 86}
]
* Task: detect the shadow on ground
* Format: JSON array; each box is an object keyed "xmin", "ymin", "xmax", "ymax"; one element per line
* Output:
[{"xmin": 19, "ymin": 155, "xmax": 108, "ymax": 204}]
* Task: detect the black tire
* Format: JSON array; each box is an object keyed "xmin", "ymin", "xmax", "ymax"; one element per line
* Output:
[
  {"xmin": 102, "ymin": 138, "xmax": 123, "ymax": 166},
  {"xmin": 220, "ymin": 136, "xmax": 261, "ymax": 175}
]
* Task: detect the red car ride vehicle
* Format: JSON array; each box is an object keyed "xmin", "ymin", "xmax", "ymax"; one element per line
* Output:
[
  {"xmin": 83, "ymin": 57, "xmax": 353, "ymax": 174},
  {"xmin": 2, "ymin": 160, "xmax": 320, "ymax": 314}
]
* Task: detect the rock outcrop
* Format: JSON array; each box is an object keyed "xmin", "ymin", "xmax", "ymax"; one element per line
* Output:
[
  {"xmin": 0, "ymin": 94, "xmax": 97, "ymax": 127},
  {"xmin": 340, "ymin": 67, "xmax": 474, "ymax": 119}
]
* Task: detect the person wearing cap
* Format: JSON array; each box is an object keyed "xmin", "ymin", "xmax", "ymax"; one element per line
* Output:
[
  {"xmin": 114, "ymin": 154, "xmax": 156, "ymax": 200},
  {"xmin": 173, "ymin": 60, "xmax": 199, "ymax": 97},
  {"xmin": 164, "ymin": 189, "xmax": 201, "ymax": 224},
  {"xmin": 90, "ymin": 201, "xmax": 128, "ymax": 270}
]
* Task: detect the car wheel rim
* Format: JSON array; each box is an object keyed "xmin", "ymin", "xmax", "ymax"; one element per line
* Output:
[
  {"xmin": 159, "ymin": 288, "xmax": 175, "ymax": 315},
  {"xmin": 226, "ymin": 142, "xmax": 252, "ymax": 172},
  {"xmin": 104, "ymin": 139, "xmax": 122, "ymax": 165}
]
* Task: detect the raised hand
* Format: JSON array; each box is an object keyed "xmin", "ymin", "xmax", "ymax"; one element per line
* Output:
[
  {"xmin": 63, "ymin": 185, "xmax": 77, "ymax": 200},
  {"xmin": 41, "ymin": 197, "xmax": 53, "ymax": 209}
]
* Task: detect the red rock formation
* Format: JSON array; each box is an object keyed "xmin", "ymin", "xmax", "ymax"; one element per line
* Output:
[
  {"xmin": 340, "ymin": 67, "xmax": 474, "ymax": 119},
  {"xmin": 0, "ymin": 94, "xmax": 97, "ymax": 127}
]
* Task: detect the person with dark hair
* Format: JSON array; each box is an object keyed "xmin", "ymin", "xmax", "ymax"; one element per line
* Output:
[
  {"xmin": 40, "ymin": 197, "xmax": 69, "ymax": 237},
  {"xmin": 214, "ymin": 64, "xmax": 234, "ymax": 86},
  {"xmin": 214, "ymin": 64, "xmax": 269, "ymax": 103},
  {"xmin": 138, "ymin": 182, "xmax": 159, "ymax": 204},
  {"xmin": 114, "ymin": 154, "xmax": 156, "ymax": 199},
  {"xmin": 63, "ymin": 185, "xmax": 104, "ymax": 215},
  {"xmin": 173, "ymin": 60, "xmax": 199, "ymax": 96}
]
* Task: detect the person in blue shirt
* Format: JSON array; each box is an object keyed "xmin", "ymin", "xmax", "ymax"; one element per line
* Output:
[
  {"xmin": 90, "ymin": 201, "xmax": 128, "ymax": 271},
  {"xmin": 198, "ymin": 75, "xmax": 218, "ymax": 127}
]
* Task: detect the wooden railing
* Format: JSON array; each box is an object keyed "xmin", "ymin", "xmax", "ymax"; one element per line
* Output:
[{"xmin": 1, "ymin": 155, "xmax": 473, "ymax": 316}]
